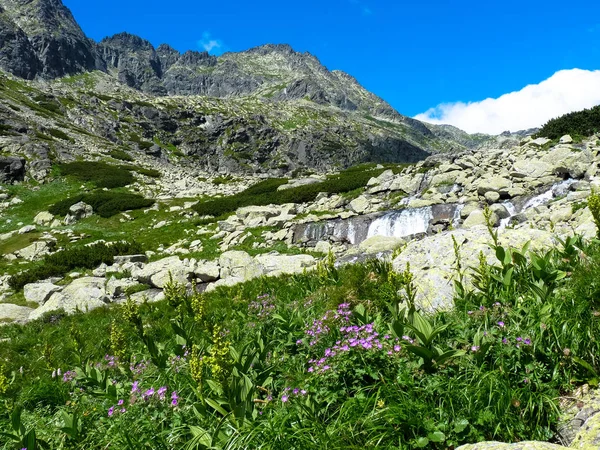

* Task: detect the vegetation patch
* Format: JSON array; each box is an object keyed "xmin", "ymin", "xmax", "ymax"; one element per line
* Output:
[
  {"xmin": 8, "ymin": 241, "xmax": 142, "ymax": 290},
  {"xmin": 536, "ymin": 105, "xmax": 600, "ymax": 140},
  {"xmin": 46, "ymin": 128, "xmax": 74, "ymax": 142},
  {"xmin": 57, "ymin": 162, "xmax": 134, "ymax": 189},
  {"xmin": 108, "ymin": 149, "xmax": 134, "ymax": 162},
  {"xmin": 1, "ymin": 233, "xmax": 600, "ymax": 447},
  {"xmin": 49, "ymin": 192, "xmax": 154, "ymax": 218},
  {"xmin": 194, "ymin": 164, "xmax": 409, "ymax": 217}
]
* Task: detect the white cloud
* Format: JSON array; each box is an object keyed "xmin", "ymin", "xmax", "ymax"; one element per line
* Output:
[
  {"xmin": 198, "ymin": 32, "xmax": 225, "ymax": 55},
  {"xmin": 414, "ymin": 69, "xmax": 600, "ymax": 135}
]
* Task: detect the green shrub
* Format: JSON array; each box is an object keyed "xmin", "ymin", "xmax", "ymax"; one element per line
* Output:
[
  {"xmin": 589, "ymin": 192, "xmax": 600, "ymax": 237},
  {"xmin": 536, "ymin": 105, "xmax": 600, "ymax": 140},
  {"xmin": 128, "ymin": 132, "xmax": 154, "ymax": 149},
  {"xmin": 57, "ymin": 162, "xmax": 134, "ymax": 189},
  {"xmin": 122, "ymin": 165, "xmax": 161, "ymax": 178},
  {"xmin": 8, "ymin": 241, "xmax": 143, "ymax": 290},
  {"xmin": 194, "ymin": 165, "xmax": 396, "ymax": 217},
  {"xmin": 47, "ymin": 128, "xmax": 73, "ymax": 142},
  {"xmin": 48, "ymin": 192, "xmax": 154, "ymax": 218},
  {"xmin": 109, "ymin": 149, "xmax": 134, "ymax": 162}
]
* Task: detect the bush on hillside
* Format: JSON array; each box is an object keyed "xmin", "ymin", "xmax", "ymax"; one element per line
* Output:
[
  {"xmin": 193, "ymin": 165, "xmax": 407, "ymax": 217},
  {"xmin": 8, "ymin": 241, "xmax": 142, "ymax": 290},
  {"xmin": 536, "ymin": 105, "xmax": 600, "ymax": 140},
  {"xmin": 109, "ymin": 149, "xmax": 134, "ymax": 162},
  {"xmin": 57, "ymin": 162, "xmax": 134, "ymax": 188},
  {"xmin": 49, "ymin": 192, "xmax": 154, "ymax": 218}
]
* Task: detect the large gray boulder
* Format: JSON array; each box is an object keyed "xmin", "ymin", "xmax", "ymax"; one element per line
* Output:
[
  {"xmin": 358, "ymin": 235, "xmax": 404, "ymax": 254},
  {"xmin": 29, "ymin": 277, "xmax": 110, "ymax": 320},
  {"xmin": 64, "ymin": 202, "xmax": 93, "ymax": 225},
  {"xmin": 477, "ymin": 176, "xmax": 511, "ymax": 196},
  {"xmin": 392, "ymin": 228, "xmax": 556, "ymax": 311},
  {"xmin": 541, "ymin": 147, "xmax": 594, "ymax": 179},
  {"xmin": 255, "ymin": 253, "xmax": 316, "ymax": 277},
  {"xmin": 0, "ymin": 303, "xmax": 33, "ymax": 324},
  {"xmin": 219, "ymin": 251, "xmax": 264, "ymax": 280},
  {"xmin": 511, "ymin": 159, "xmax": 553, "ymax": 179},
  {"xmin": 0, "ymin": 156, "xmax": 25, "ymax": 183},
  {"xmin": 132, "ymin": 256, "xmax": 192, "ymax": 288},
  {"xmin": 192, "ymin": 260, "xmax": 220, "ymax": 282},
  {"xmin": 16, "ymin": 241, "xmax": 52, "ymax": 261},
  {"xmin": 33, "ymin": 211, "xmax": 54, "ymax": 226},
  {"xmin": 23, "ymin": 282, "xmax": 61, "ymax": 305}
]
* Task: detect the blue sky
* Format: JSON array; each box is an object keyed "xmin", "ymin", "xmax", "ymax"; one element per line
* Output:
[{"xmin": 63, "ymin": 0, "xmax": 600, "ymax": 134}]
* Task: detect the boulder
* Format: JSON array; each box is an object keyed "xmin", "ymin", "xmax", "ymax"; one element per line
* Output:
[
  {"xmin": 477, "ymin": 176, "xmax": 511, "ymax": 196},
  {"xmin": 392, "ymin": 228, "xmax": 556, "ymax": 311},
  {"xmin": 0, "ymin": 304, "xmax": 33, "ymax": 324},
  {"xmin": 389, "ymin": 173, "xmax": 424, "ymax": 195},
  {"xmin": 106, "ymin": 277, "xmax": 139, "ymax": 297},
  {"xmin": 541, "ymin": 147, "xmax": 594, "ymax": 178},
  {"xmin": 349, "ymin": 196, "xmax": 371, "ymax": 214},
  {"xmin": 463, "ymin": 209, "xmax": 499, "ymax": 228},
  {"xmin": 358, "ymin": 235, "xmax": 404, "ymax": 254},
  {"xmin": 132, "ymin": 256, "xmax": 192, "ymax": 288},
  {"xmin": 33, "ymin": 211, "xmax": 55, "ymax": 226},
  {"xmin": 114, "ymin": 254, "xmax": 148, "ymax": 264},
  {"xmin": 219, "ymin": 251, "xmax": 264, "ymax": 280},
  {"xmin": 64, "ymin": 202, "xmax": 93, "ymax": 225},
  {"xmin": 530, "ymin": 137, "xmax": 551, "ymax": 147},
  {"xmin": 127, "ymin": 288, "xmax": 165, "ymax": 304},
  {"xmin": 255, "ymin": 254, "xmax": 316, "ymax": 277},
  {"xmin": 236, "ymin": 205, "xmax": 281, "ymax": 220},
  {"xmin": 29, "ymin": 277, "xmax": 110, "ymax": 320},
  {"xmin": 16, "ymin": 241, "xmax": 52, "ymax": 260},
  {"xmin": 315, "ymin": 240, "xmax": 332, "ymax": 254},
  {"xmin": 559, "ymin": 135, "xmax": 573, "ymax": 144},
  {"xmin": 193, "ymin": 261, "xmax": 220, "ymax": 282},
  {"xmin": 18, "ymin": 225, "xmax": 36, "ymax": 234},
  {"xmin": 511, "ymin": 160, "xmax": 553, "ymax": 179},
  {"xmin": 23, "ymin": 283, "xmax": 61, "ymax": 305},
  {"xmin": 571, "ymin": 409, "xmax": 600, "ymax": 449},
  {"xmin": 0, "ymin": 157, "xmax": 25, "ymax": 183}
]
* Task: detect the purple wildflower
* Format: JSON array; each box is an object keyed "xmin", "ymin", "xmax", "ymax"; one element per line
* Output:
[
  {"xmin": 171, "ymin": 391, "xmax": 179, "ymax": 407},
  {"xmin": 108, "ymin": 407, "xmax": 115, "ymax": 417}
]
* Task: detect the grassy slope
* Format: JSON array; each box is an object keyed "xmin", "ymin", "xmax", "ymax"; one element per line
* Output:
[{"xmin": 0, "ymin": 231, "xmax": 599, "ymax": 448}]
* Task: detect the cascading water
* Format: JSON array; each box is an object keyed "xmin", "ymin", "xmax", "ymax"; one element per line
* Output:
[
  {"xmin": 497, "ymin": 179, "xmax": 576, "ymax": 230},
  {"xmin": 367, "ymin": 207, "xmax": 434, "ymax": 239},
  {"xmin": 452, "ymin": 204, "xmax": 465, "ymax": 227},
  {"xmin": 522, "ymin": 179, "xmax": 577, "ymax": 211},
  {"xmin": 499, "ymin": 202, "xmax": 517, "ymax": 229}
]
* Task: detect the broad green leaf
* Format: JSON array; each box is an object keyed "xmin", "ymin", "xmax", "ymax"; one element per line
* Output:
[
  {"xmin": 428, "ymin": 431, "xmax": 446, "ymax": 442},
  {"xmin": 454, "ymin": 419, "xmax": 469, "ymax": 433},
  {"xmin": 415, "ymin": 437, "xmax": 429, "ymax": 447}
]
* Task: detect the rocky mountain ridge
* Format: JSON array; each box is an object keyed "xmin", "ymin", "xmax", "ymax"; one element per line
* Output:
[{"xmin": 0, "ymin": 0, "xmax": 523, "ymax": 178}]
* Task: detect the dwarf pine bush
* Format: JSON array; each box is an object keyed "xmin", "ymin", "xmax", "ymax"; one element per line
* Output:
[
  {"xmin": 8, "ymin": 241, "xmax": 143, "ymax": 290},
  {"xmin": 49, "ymin": 191, "xmax": 154, "ymax": 218}
]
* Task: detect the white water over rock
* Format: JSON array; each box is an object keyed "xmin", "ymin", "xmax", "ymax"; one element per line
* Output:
[
  {"xmin": 523, "ymin": 179, "xmax": 576, "ymax": 211},
  {"xmin": 499, "ymin": 202, "xmax": 517, "ymax": 229},
  {"xmin": 452, "ymin": 204, "xmax": 465, "ymax": 227},
  {"xmin": 367, "ymin": 207, "xmax": 433, "ymax": 239}
]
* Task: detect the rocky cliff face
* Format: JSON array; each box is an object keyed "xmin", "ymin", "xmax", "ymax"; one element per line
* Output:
[{"xmin": 0, "ymin": 0, "xmax": 103, "ymax": 78}]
